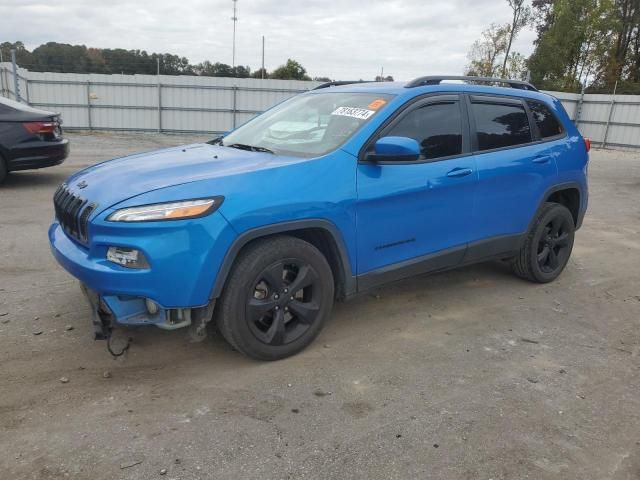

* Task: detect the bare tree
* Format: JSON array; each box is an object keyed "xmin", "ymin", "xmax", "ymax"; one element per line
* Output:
[
  {"xmin": 501, "ymin": 0, "xmax": 532, "ymax": 77},
  {"xmin": 466, "ymin": 24, "xmax": 509, "ymax": 77}
]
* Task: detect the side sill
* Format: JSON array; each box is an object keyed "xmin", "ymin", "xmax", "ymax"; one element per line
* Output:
[
  {"xmin": 354, "ymin": 233, "xmax": 525, "ymax": 294},
  {"xmin": 356, "ymin": 245, "xmax": 466, "ymax": 293}
]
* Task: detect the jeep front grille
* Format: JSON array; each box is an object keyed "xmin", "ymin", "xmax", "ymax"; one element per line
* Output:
[{"xmin": 53, "ymin": 185, "xmax": 96, "ymax": 244}]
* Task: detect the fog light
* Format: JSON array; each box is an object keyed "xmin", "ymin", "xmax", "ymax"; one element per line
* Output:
[
  {"xmin": 145, "ymin": 298, "xmax": 159, "ymax": 315},
  {"xmin": 106, "ymin": 247, "xmax": 149, "ymax": 269}
]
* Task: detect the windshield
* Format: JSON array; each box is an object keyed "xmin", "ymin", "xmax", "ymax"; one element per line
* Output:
[{"xmin": 221, "ymin": 92, "xmax": 393, "ymax": 158}]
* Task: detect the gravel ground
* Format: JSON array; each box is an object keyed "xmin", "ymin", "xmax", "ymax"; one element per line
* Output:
[{"xmin": 0, "ymin": 131, "xmax": 639, "ymax": 480}]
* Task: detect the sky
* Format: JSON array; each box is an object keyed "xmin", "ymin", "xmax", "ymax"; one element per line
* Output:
[{"xmin": 0, "ymin": 0, "xmax": 538, "ymax": 80}]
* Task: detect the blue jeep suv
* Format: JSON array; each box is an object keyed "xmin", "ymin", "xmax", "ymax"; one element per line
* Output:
[{"xmin": 49, "ymin": 76, "xmax": 589, "ymax": 360}]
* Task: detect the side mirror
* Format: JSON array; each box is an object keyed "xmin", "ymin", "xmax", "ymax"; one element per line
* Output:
[{"xmin": 366, "ymin": 136, "xmax": 420, "ymax": 162}]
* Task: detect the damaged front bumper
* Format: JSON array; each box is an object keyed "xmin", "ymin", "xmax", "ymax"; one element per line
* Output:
[{"xmin": 80, "ymin": 283, "xmax": 214, "ymax": 341}]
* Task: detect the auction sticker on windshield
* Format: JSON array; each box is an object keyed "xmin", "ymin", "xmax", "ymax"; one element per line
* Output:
[{"xmin": 331, "ymin": 106, "xmax": 376, "ymax": 120}]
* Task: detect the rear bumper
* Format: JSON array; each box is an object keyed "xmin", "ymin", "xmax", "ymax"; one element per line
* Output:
[{"xmin": 8, "ymin": 139, "xmax": 69, "ymax": 171}]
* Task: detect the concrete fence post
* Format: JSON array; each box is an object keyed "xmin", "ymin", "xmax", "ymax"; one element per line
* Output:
[
  {"xmin": 0, "ymin": 51, "xmax": 5, "ymax": 98},
  {"xmin": 156, "ymin": 58, "xmax": 162, "ymax": 133},
  {"xmin": 86, "ymin": 81, "xmax": 92, "ymax": 130},
  {"xmin": 575, "ymin": 85, "xmax": 585, "ymax": 127},
  {"xmin": 232, "ymin": 86, "xmax": 238, "ymax": 128},
  {"xmin": 602, "ymin": 81, "xmax": 618, "ymax": 149},
  {"xmin": 11, "ymin": 49, "xmax": 20, "ymax": 102}
]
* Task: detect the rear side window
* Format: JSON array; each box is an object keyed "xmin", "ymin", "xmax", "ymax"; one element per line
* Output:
[
  {"xmin": 527, "ymin": 100, "xmax": 563, "ymax": 139},
  {"xmin": 471, "ymin": 102, "xmax": 531, "ymax": 151},
  {"xmin": 385, "ymin": 101, "xmax": 463, "ymax": 160}
]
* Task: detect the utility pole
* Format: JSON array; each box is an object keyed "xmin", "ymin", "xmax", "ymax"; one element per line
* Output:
[
  {"xmin": 261, "ymin": 35, "xmax": 265, "ymax": 79},
  {"xmin": 231, "ymin": 0, "xmax": 238, "ymax": 69}
]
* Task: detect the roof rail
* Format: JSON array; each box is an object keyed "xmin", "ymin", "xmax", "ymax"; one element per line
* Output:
[
  {"xmin": 405, "ymin": 75, "xmax": 538, "ymax": 91},
  {"xmin": 313, "ymin": 80, "xmax": 377, "ymax": 90}
]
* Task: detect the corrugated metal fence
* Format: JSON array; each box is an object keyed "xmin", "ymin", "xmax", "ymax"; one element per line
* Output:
[
  {"xmin": 1, "ymin": 63, "xmax": 639, "ymax": 148},
  {"xmin": 549, "ymin": 90, "xmax": 640, "ymax": 149},
  {"xmin": 0, "ymin": 63, "xmax": 320, "ymax": 134}
]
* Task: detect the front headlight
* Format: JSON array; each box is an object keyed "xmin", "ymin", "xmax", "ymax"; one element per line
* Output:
[{"xmin": 107, "ymin": 197, "xmax": 223, "ymax": 222}]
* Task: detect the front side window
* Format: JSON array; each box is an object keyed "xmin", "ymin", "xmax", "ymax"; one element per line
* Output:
[
  {"xmin": 472, "ymin": 102, "xmax": 531, "ymax": 151},
  {"xmin": 385, "ymin": 101, "xmax": 463, "ymax": 160},
  {"xmin": 527, "ymin": 100, "xmax": 563, "ymax": 139},
  {"xmin": 221, "ymin": 92, "xmax": 393, "ymax": 158}
]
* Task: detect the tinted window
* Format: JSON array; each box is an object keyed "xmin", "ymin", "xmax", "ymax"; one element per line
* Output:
[
  {"xmin": 386, "ymin": 101, "xmax": 463, "ymax": 160},
  {"xmin": 527, "ymin": 100, "xmax": 563, "ymax": 138},
  {"xmin": 472, "ymin": 102, "xmax": 531, "ymax": 151}
]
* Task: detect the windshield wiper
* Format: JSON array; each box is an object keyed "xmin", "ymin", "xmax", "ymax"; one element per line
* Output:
[{"xmin": 226, "ymin": 143, "xmax": 275, "ymax": 154}]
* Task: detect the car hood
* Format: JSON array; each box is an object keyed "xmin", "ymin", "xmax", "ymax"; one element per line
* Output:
[{"xmin": 65, "ymin": 143, "xmax": 305, "ymax": 210}]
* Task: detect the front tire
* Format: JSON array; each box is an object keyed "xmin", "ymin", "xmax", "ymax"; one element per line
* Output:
[
  {"xmin": 512, "ymin": 202, "xmax": 575, "ymax": 283},
  {"xmin": 216, "ymin": 236, "xmax": 334, "ymax": 361}
]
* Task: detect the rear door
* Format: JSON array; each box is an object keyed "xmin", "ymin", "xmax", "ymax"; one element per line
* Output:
[
  {"xmin": 468, "ymin": 95, "xmax": 559, "ymax": 246},
  {"xmin": 356, "ymin": 94, "xmax": 477, "ymax": 278}
]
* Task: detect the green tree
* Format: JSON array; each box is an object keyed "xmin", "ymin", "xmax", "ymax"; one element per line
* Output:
[
  {"xmin": 252, "ymin": 67, "xmax": 269, "ymax": 79},
  {"xmin": 599, "ymin": 0, "xmax": 639, "ymax": 85},
  {"xmin": 270, "ymin": 59, "xmax": 311, "ymax": 80},
  {"xmin": 0, "ymin": 41, "xmax": 32, "ymax": 65},
  {"xmin": 30, "ymin": 42, "xmax": 91, "ymax": 73},
  {"xmin": 0, "ymin": 41, "xmax": 330, "ymax": 81},
  {"xmin": 528, "ymin": 0, "xmax": 614, "ymax": 90}
]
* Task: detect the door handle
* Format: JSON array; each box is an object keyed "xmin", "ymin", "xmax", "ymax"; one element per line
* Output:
[
  {"xmin": 447, "ymin": 167, "xmax": 473, "ymax": 178},
  {"xmin": 532, "ymin": 155, "xmax": 552, "ymax": 164}
]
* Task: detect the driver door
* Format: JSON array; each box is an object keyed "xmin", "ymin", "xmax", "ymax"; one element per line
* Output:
[{"xmin": 356, "ymin": 95, "xmax": 477, "ymax": 287}]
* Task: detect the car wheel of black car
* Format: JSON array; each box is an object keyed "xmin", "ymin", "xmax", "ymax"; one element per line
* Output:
[
  {"xmin": 216, "ymin": 236, "xmax": 334, "ymax": 361},
  {"xmin": 512, "ymin": 202, "xmax": 575, "ymax": 283}
]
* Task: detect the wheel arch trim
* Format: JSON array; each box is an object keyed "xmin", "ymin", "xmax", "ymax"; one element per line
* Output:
[
  {"xmin": 210, "ymin": 219, "xmax": 355, "ymax": 299},
  {"xmin": 531, "ymin": 181, "xmax": 585, "ymax": 231}
]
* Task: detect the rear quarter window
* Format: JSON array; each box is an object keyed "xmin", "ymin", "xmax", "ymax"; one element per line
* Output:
[{"xmin": 527, "ymin": 100, "xmax": 564, "ymax": 139}]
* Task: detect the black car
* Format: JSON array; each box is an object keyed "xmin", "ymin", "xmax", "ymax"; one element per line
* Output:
[{"xmin": 0, "ymin": 96, "xmax": 69, "ymax": 184}]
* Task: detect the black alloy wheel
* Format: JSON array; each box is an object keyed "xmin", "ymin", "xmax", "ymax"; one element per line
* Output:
[
  {"xmin": 247, "ymin": 260, "xmax": 321, "ymax": 346},
  {"xmin": 512, "ymin": 202, "xmax": 575, "ymax": 283},
  {"xmin": 216, "ymin": 236, "xmax": 334, "ymax": 360},
  {"xmin": 536, "ymin": 215, "xmax": 572, "ymax": 274}
]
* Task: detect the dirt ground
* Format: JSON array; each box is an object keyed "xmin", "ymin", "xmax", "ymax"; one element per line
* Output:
[{"xmin": 0, "ymin": 131, "xmax": 639, "ymax": 480}]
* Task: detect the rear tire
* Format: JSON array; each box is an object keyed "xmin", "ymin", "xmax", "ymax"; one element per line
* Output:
[
  {"xmin": 216, "ymin": 236, "xmax": 334, "ymax": 361},
  {"xmin": 512, "ymin": 202, "xmax": 575, "ymax": 283}
]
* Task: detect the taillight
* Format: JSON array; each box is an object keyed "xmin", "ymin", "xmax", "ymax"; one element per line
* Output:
[
  {"xmin": 584, "ymin": 137, "xmax": 591, "ymax": 152},
  {"xmin": 23, "ymin": 121, "xmax": 57, "ymax": 135}
]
